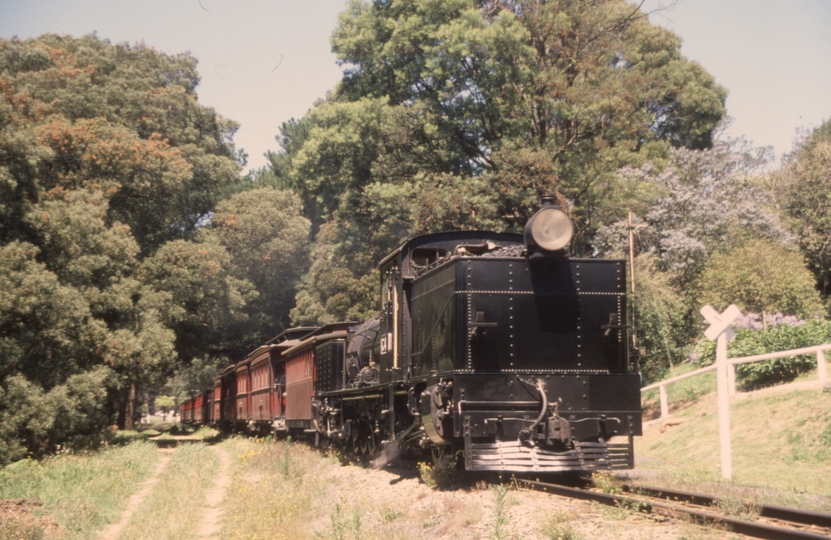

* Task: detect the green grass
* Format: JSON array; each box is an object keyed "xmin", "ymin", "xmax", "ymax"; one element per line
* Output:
[
  {"xmin": 635, "ymin": 386, "xmax": 831, "ymax": 509},
  {"xmin": 117, "ymin": 443, "xmax": 219, "ymax": 540},
  {"xmin": 191, "ymin": 425, "xmax": 220, "ymax": 441},
  {"xmin": 641, "ymin": 360, "xmax": 829, "ymax": 420},
  {"xmin": 0, "ymin": 441, "xmax": 160, "ymax": 539},
  {"xmin": 641, "ymin": 363, "xmax": 717, "ymax": 419}
]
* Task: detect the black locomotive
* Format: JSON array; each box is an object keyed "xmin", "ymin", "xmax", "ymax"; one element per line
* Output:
[{"xmin": 184, "ymin": 198, "xmax": 642, "ymax": 473}]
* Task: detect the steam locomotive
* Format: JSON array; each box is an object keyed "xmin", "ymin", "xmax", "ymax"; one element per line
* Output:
[{"xmin": 181, "ymin": 199, "xmax": 642, "ymax": 472}]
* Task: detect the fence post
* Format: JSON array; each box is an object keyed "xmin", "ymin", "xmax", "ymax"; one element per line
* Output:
[
  {"xmin": 715, "ymin": 331, "xmax": 732, "ymax": 479},
  {"xmin": 659, "ymin": 384, "xmax": 669, "ymax": 419},
  {"xmin": 727, "ymin": 362, "xmax": 736, "ymax": 396},
  {"xmin": 818, "ymin": 349, "xmax": 827, "ymax": 388}
]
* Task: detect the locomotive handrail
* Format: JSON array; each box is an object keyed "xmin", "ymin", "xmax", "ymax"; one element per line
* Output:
[{"xmin": 643, "ymin": 343, "xmax": 831, "ymax": 419}]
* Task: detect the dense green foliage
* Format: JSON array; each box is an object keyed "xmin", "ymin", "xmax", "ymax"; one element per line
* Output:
[
  {"xmin": 774, "ymin": 120, "xmax": 831, "ymax": 296},
  {"xmin": 0, "ymin": 35, "xmax": 308, "ymax": 464},
  {"xmin": 274, "ymin": 0, "xmax": 727, "ymax": 324},
  {"xmin": 628, "ymin": 254, "xmax": 690, "ymax": 383},
  {"xmin": 695, "ymin": 320, "xmax": 831, "ymax": 390},
  {"xmin": 694, "ymin": 239, "xmax": 823, "ymax": 318}
]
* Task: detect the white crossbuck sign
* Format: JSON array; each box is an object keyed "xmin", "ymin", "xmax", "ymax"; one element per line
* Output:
[{"xmin": 701, "ymin": 304, "xmax": 740, "ymax": 341}]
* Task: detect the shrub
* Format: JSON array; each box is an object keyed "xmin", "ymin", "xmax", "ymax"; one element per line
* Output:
[{"xmin": 695, "ymin": 319, "xmax": 831, "ymax": 390}]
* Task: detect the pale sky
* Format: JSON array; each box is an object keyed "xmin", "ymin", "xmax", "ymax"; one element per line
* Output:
[{"xmin": 1, "ymin": 0, "xmax": 829, "ymax": 172}]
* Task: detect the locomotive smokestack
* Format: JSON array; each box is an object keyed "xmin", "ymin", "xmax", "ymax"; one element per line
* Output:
[{"xmin": 539, "ymin": 194, "xmax": 558, "ymax": 207}]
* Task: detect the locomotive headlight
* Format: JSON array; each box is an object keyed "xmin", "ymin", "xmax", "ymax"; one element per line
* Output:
[{"xmin": 524, "ymin": 205, "xmax": 574, "ymax": 253}]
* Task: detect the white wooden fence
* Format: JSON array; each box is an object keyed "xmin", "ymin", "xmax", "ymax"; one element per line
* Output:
[{"xmin": 642, "ymin": 344, "xmax": 831, "ymax": 419}]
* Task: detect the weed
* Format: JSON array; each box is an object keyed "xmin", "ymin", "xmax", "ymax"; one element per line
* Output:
[
  {"xmin": 192, "ymin": 425, "xmax": 220, "ymax": 440},
  {"xmin": 490, "ymin": 483, "xmax": 514, "ymax": 540},
  {"xmin": 380, "ymin": 506, "xmax": 404, "ymax": 523},
  {"xmin": 539, "ymin": 511, "xmax": 582, "ymax": 540},
  {"xmin": 418, "ymin": 461, "xmax": 458, "ymax": 490},
  {"xmin": 118, "ymin": 443, "xmax": 219, "ymax": 540},
  {"xmin": 590, "ymin": 471, "xmax": 622, "ymax": 494},
  {"xmin": 713, "ymin": 495, "xmax": 760, "ymax": 520},
  {"xmin": 277, "ymin": 436, "xmax": 293, "ymax": 477},
  {"xmin": 820, "ymin": 423, "xmax": 831, "ymax": 446},
  {"xmin": 616, "ymin": 498, "xmax": 651, "ymax": 514},
  {"xmin": 590, "ymin": 498, "xmax": 650, "ymax": 522},
  {"xmin": 0, "ymin": 441, "xmax": 159, "ymax": 540},
  {"xmin": 317, "ymin": 503, "xmax": 365, "ymax": 540},
  {"xmin": 223, "ymin": 438, "xmax": 326, "ymax": 539},
  {"xmin": 421, "ymin": 516, "xmax": 441, "ymax": 529}
]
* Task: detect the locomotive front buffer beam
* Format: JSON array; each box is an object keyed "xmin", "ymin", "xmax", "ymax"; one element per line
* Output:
[{"xmin": 422, "ymin": 373, "xmax": 641, "ymax": 472}]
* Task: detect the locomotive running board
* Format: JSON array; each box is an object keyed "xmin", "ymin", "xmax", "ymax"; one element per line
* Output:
[{"xmin": 464, "ymin": 437, "xmax": 634, "ymax": 472}]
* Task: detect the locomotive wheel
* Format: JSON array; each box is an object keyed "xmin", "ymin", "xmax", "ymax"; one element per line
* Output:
[{"xmin": 350, "ymin": 430, "xmax": 359, "ymax": 453}]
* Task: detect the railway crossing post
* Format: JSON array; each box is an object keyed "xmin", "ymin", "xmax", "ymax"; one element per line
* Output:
[{"xmin": 701, "ymin": 304, "xmax": 741, "ymax": 480}]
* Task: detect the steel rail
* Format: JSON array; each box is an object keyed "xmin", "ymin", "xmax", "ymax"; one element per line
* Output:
[
  {"xmin": 622, "ymin": 484, "xmax": 831, "ymax": 529},
  {"xmin": 518, "ymin": 479, "xmax": 831, "ymax": 540}
]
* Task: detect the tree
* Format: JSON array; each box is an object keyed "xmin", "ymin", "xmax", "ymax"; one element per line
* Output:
[
  {"xmin": 276, "ymin": 0, "xmax": 727, "ymax": 323},
  {"xmin": 210, "ymin": 187, "xmax": 311, "ymax": 355},
  {"xmin": 137, "ymin": 235, "xmax": 255, "ymax": 363},
  {"xmin": 0, "ymin": 34, "xmax": 245, "ymax": 459},
  {"xmin": 0, "ymin": 34, "xmax": 243, "ymax": 253},
  {"xmin": 629, "ymin": 254, "xmax": 690, "ymax": 383},
  {"xmin": 695, "ymin": 238, "xmax": 824, "ymax": 319},
  {"xmin": 595, "ymin": 141, "xmax": 787, "ymax": 287},
  {"xmin": 774, "ymin": 120, "xmax": 831, "ymax": 296},
  {"xmin": 594, "ymin": 141, "xmax": 794, "ymax": 378},
  {"xmin": 154, "ymin": 395, "xmax": 175, "ymax": 421},
  {"xmin": 329, "ymin": 0, "xmax": 726, "ymax": 237}
]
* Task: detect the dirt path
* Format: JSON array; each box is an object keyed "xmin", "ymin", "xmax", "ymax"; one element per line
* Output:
[
  {"xmin": 197, "ymin": 445, "xmax": 232, "ymax": 538},
  {"xmin": 98, "ymin": 448, "xmax": 174, "ymax": 540}
]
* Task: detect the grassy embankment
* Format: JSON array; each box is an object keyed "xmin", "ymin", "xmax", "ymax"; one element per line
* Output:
[
  {"xmin": 0, "ymin": 424, "xmax": 221, "ymax": 540},
  {"xmin": 0, "ymin": 440, "xmax": 160, "ymax": 539},
  {"xmin": 635, "ymin": 362, "xmax": 831, "ymax": 510}
]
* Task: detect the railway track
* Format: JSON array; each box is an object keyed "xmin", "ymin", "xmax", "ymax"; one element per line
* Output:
[{"xmin": 518, "ymin": 479, "xmax": 831, "ymax": 539}]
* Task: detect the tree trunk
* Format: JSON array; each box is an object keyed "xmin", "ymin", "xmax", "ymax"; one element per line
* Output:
[{"xmin": 124, "ymin": 382, "xmax": 137, "ymax": 430}]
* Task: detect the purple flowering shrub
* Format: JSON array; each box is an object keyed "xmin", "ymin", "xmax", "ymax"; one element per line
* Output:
[{"xmin": 731, "ymin": 312, "xmax": 806, "ymax": 331}]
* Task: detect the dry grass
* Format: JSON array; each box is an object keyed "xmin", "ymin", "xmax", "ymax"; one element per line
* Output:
[
  {"xmin": 117, "ymin": 443, "xmax": 219, "ymax": 540},
  {"xmin": 538, "ymin": 510, "xmax": 582, "ymax": 540},
  {"xmin": 220, "ymin": 437, "xmax": 330, "ymax": 540}
]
